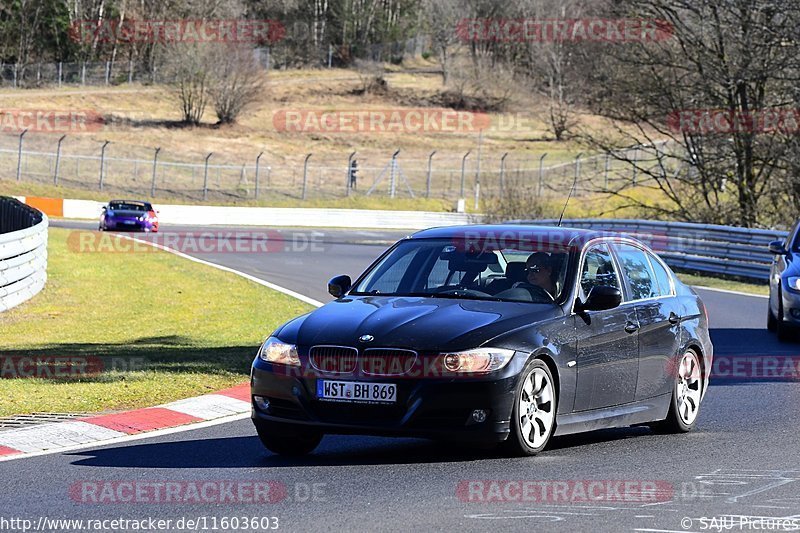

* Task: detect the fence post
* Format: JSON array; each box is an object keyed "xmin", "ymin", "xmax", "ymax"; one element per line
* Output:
[
  {"xmin": 203, "ymin": 153, "xmax": 213, "ymax": 200},
  {"xmin": 255, "ymin": 152, "xmax": 264, "ymax": 199},
  {"xmin": 99, "ymin": 141, "xmax": 110, "ymax": 190},
  {"xmin": 302, "ymin": 153, "xmax": 312, "ymax": 200},
  {"xmin": 499, "ymin": 152, "xmax": 508, "ymax": 194},
  {"xmin": 460, "ymin": 150, "xmax": 471, "ymax": 198},
  {"xmin": 474, "ymin": 130, "xmax": 483, "ymax": 209},
  {"xmin": 16, "ymin": 129, "xmax": 28, "ymax": 181},
  {"xmin": 54, "ymin": 134, "xmax": 66, "ymax": 185},
  {"xmin": 389, "ymin": 150, "xmax": 400, "ymax": 198},
  {"xmin": 426, "ymin": 150, "xmax": 436, "ymax": 198},
  {"xmin": 81, "ymin": 62, "xmax": 86, "ymax": 85},
  {"xmin": 150, "ymin": 147, "xmax": 160, "ymax": 197},
  {"xmin": 538, "ymin": 153, "xmax": 548, "ymax": 196}
]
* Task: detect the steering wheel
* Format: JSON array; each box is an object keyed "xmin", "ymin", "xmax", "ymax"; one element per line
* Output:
[{"xmin": 514, "ymin": 283, "xmax": 555, "ymax": 302}]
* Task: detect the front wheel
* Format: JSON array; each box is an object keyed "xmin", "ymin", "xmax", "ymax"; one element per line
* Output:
[
  {"xmin": 653, "ymin": 350, "xmax": 703, "ymax": 433},
  {"xmin": 254, "ymin": 420, "xmax": 323, "ymax": 456},
  {"xmin": 503, "ymin": 359, "xmax": 557, "ymax": 456}
]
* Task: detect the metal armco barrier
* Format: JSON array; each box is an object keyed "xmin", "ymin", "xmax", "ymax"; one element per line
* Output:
[
  {"xmin": 0, "ymin": 197, "xmax": 48, "ymax": 312},
  {"xmin": 512, "ymin": 218, "xmax": 787, "ymax": 282}
]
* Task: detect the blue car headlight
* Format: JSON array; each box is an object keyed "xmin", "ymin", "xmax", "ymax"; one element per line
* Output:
[
  {"xmin": 787, "ymin": 277, "xmax": 800, "ymax": 292},
  {"xmin": 258, "ymin": 337, "xmax": 300, "ymax": 366}
]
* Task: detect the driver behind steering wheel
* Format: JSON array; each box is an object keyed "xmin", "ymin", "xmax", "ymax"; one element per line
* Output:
[{"xmin": 513, "ymin": 252, "xmax": 557, "ymax": 300}]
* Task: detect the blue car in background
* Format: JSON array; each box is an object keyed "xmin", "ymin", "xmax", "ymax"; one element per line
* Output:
[{"xmin": 99, "ymin": 200, "xmax": 159, "ymax": 232}]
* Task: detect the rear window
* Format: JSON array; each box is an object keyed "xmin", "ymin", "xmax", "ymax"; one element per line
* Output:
[{"xmin": 109, "ymin": 202, "xmax": 147, "ymax": 211}]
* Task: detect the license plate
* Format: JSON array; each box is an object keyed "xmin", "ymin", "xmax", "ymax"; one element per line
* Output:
[
  {"xmin": 121, "ymin": 220, "xmax": 136, "ymax": 225},
  {"xmin": 316, "ymin": 380, "xmax": 397, "ymax": 404}
]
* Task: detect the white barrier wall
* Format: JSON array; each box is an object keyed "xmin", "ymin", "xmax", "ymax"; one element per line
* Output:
[{"xmin": 61, "ymin": 199, "xmax": 479, "ymax": 229}]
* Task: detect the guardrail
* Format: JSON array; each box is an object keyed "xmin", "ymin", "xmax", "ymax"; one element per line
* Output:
[
  {"xmin": 512, "ymin": 218, "xmax": 787, "ymax": 282},
  {"xmin": 0, "ymin": 197, "xmax": 48, "ymax": 312}
]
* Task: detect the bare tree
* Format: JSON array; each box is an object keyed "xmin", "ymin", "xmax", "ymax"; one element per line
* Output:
[
  {"xmin": 425, "ymin": 0, "xmax": 462, "ymax": 85},
  {"xmin": 207, "ymin": 44, "xmax": 266, "ymax": 125},
  {"xmin": 164, "ymin": 43, "xmax": 212, "ymax": 125},
  {"xmin": 581, "ymin": 0, "xmax": 800, "ymax": 227}
]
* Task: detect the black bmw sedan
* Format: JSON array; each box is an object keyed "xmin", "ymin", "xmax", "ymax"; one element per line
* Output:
[{"xmin": 250, "ymin": 225, "xmax": 713, "ymax": 456}]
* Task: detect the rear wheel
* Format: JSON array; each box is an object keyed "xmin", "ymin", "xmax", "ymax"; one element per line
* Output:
[
  {"xmin": 254, "ymin": 420, "xmax": 323, "ymax": 456},
  {"xmin": 503, "ymin": 359, "xmax": 557, "ymax": 456},
  {"xmin": 653, "ymin": 350, "xmax": 702, "ymax": 433}
]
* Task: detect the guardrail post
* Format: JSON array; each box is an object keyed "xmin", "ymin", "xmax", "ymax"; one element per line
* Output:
[
  {"xmin": 426, "ymin": 150, "xmax": 436, "ymax": 198},
  {"xmin": 302, "ymin": 153, "xmax": 312, "ymax": 200},
  {"xmin": 499, "ymin": 152, "xmax": 508, "ymax": 194},
  {"xmin": 54, "ymin": 134, "xmax": 66, "ymax": 185},
  {"xmin": 460, "ymin": 150, "xmax": 471, "ymax": 198},
  {"xmin": 203, "ymin": 152, "xmax": 213, "ymax": 200},
  {"xmin": 99, "ymin": 140, "xmax": 110, "ymax": 191},
  {"xmin": 389, "ymin": 150, "xmax": 400, "ymax": 199},
  {"xmin": 16, "ymin": 129, "xmax": 27, "ymax": 181},
  {"xmin": 255, "ymin": 152, "xmax": 264, "ymax": 199},
  {"xmin": 346, "ymin": 151, "xmax": 357, "ymax": 197},
  {"xmin": 150, "ymin": 147, "xmax": 161, "ymax": 197},
  {"xmin": 538, "ymin": 153, "xmax": 548, "ymax": 196}
]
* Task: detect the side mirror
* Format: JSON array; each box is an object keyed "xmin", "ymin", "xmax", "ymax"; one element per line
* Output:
[
  {"xmin": 769, "ymin": 240, "xmax": 787, "ymax": 255},
  {"xmin": 578, "ymin": 286, "xmax": 622, "ymax": 312},
  {"xmin": 327, "ymin": 275, "xmax": 351, "ymax": 298}
]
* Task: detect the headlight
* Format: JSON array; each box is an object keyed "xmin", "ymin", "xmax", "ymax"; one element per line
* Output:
[
  {"xmin": 440, "ymin": 348, "xmax": 515, "ymax": 373},
  {"xmin": 258, "ymin": 337, "xmax": 300, "ymax": 366},
  {"xmin": 787, "ymin": 277, "xmax": 800, "ymax": 291}
]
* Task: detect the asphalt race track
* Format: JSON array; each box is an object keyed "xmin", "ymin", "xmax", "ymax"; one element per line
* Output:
[{"xmin": 3, "ymin": 221, "xmax": 800, "ymax": 532}]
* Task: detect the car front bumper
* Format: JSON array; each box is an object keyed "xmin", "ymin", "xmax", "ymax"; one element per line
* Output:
[
  {"xmin": 781, "ymin": 285, "xmax": 800, "ymax": 325},
  {"xmin": 250, "ymin": 361, "xmax": 521, "ymax": 444}
]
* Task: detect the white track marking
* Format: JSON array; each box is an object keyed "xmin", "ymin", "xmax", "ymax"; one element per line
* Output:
[
  {"xmin": 161, "ymin": 395, "xmax": 250, "ymax": 420},
  {"xmin": 0, "ymin": 412, "xmax": 250, "ymax": 462}
]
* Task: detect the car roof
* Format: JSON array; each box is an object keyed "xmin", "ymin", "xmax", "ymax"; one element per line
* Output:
[
  {"xmin": 109, "ymin": 200, "xmax": 150, "ymax": 206},
  {"xmin": 409, "ymin": 224, "xmax": 619, "ymax": 248}
]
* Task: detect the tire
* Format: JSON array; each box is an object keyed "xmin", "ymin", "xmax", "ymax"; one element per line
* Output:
[
  {"xmin": 768, "ymin": 305, "xmax": 777, "ymax": 332},
  {"xmin": 776, "ymin": 293, "xmax": 796, "ymax": 342},
  {"xmin": 652, "ymin": 349, "xmax": 702, "ymax": 433},
  {"xmin": 503, "ymin": 359, "xmax": 557, "ymax": 456},
  {"xmin": 254, "ymin": 419, "xmax": 323, "ymax": 456}
]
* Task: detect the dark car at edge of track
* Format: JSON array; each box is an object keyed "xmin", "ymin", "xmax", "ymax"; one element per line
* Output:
[
  {"xmin": 98, "ymin": 200, "xmax": 159, "ymax": 232},
  {"xmin": 768, "ymin": 221, "xmax": 800, "ymax": 341},
  {"xmin": 250, "ymin": 225, "xmax": 713, "ymax": 456}
]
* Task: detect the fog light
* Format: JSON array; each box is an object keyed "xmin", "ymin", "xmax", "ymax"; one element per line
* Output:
[
  {"xmin": 253, "ymin": 396, "xmax": 270, "ymax": 411},
  {"xmin": 444, "ymin": 354, "xmax": 462, "ymax": 372},
  {"xmin": 471, "ymin": 409, "xmax": 488, "ymax": 423},
  {"xmin": 791, "ymin": 309, "xmax": 800, "ymax": 319}
]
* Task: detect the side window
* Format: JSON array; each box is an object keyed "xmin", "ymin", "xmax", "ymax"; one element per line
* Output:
[
  {"xmin": 615, "ymin": 243, "xmax": 658, "ymax": 300},
  {"xmin": 648, "ymin": 253, "xmax": 674, "ymax": 297},
  {"xmin": 580, "ymin": 244, "xmax": 620, "ymax": 297}
]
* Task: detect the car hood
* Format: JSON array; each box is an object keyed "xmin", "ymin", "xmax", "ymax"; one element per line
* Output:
[{"xmin": 276, "ymin": 295, "xmax": 562, "ymax": 352}]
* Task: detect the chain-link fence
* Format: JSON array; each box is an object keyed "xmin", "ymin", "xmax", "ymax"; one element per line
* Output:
[{"xmin": 0, "ymin": 130, "xmax": 673, "ymax": 204}]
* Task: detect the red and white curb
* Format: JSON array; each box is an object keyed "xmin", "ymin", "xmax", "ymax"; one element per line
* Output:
[{"xmin": 0, "ymin": 384, "xmax": 250, "ymax": 461}]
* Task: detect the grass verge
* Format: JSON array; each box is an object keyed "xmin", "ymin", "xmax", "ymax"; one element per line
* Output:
[
  {"xmin": 676, "ymin": 272, "xmax": 769, "ymax": 296},
  {"xmin": 0, "ymin": 227, "xmax": 312, "ymax": 417}
]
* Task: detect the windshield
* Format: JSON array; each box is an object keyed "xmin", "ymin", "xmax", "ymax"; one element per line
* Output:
[
  {"xmin": 109, "ymin": 202, "xmax": 147, "ymax": 211},
  {"xmin": 351, "ymin": 238, "xmax": 570, "ymax": 304}
]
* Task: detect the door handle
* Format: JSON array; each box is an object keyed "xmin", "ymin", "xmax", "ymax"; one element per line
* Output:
[
  {"xmin": 668, "ymin": 312, "xmax": 681, "ymax": 324},
  {"xmin": 624, "ymin": 322, "xmax": 640, "ymax": 334}
]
